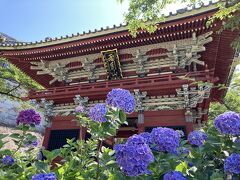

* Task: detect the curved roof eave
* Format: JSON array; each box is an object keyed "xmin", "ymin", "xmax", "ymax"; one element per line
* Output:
[{"xmin": 0, "ymin": 2, "xmax": 218, "ymax": 50}]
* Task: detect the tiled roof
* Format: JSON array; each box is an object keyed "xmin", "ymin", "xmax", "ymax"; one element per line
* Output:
[{"xmin": 0, "ymin": 1, "xmax": 218, "ymax": 48}]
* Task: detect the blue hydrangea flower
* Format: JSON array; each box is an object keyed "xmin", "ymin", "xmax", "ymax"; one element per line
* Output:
[
  {"xmin": 164, "ymin": 171, "xmax": 187, "ymax": 180},
  {"xmin": 32, "ymin": 172, "xmax": 56, "ymax": 180},
  {"xmin": 188, "ymin": 162, "xmax": 193, "ymax": 167},
  {"xmin": 2, "ymin": 155, "xmax": 14, "ymax": 166},
  {"xmin": 224, "ymin": 153, "xmax": 240, "ymax": 174},
  {"xmin": 88, "ymin": 104, "xmax": 107, "ymax": 122},
  {"xmin": 32, "ymin": 140, "xmax": 39, "ymax": 147},
  {"xmin": 106, "ymin": 88, "xmax": 135, "ymax": 113},
  {"xmin": 214, "ymin": 111, "xmax": 240, "ymax": 136},
  {"xmin": 151, "ymin": 127, "xmax": 180, "ymax": 153},
  {"xmin": 188, "ymin": 130, "xmax": 207, "ymax": 146},
  {"xmin": 179, "ymin": 147, "xmax": 190, "ymax": 156},
  {"xmin": 139, "ymin": 132, "xmax": 152, "ymax": 145},
  {"xmin": 24, "ymin": 139, "xmax": 39, "ymax": 147},
  {"xmin": 114, "ymin": 135, "xmax": 154, "ymax": 177},
  {"xmin": 234, "ymin": 138, "xmax": 240, "ymax": 145}
]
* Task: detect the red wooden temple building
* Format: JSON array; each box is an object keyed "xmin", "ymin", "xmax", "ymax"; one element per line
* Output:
[{"xmin": 0, "ymin": 2, "xmax": 238, "ymax": 150}]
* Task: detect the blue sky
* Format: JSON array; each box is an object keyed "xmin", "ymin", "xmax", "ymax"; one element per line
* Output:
[
  {"xmin": 0, "ymin": 0, "xmax": 215, "ymax": 42},
  {"xmin": 0, "ymin": 0, "xmax": 129, "ymax": 42}
]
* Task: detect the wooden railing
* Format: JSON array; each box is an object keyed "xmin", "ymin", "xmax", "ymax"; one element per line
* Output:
[{"xmin": 29, "ymin": 69, "xmax": 214, "ymax": 99}]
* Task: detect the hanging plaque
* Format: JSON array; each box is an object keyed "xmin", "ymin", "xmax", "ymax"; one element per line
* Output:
[{"xmin": 101, "ymin": 49, "xmax": 123, "ymax": 80}]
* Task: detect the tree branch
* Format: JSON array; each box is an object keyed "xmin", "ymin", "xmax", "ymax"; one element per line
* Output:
[
  {"xmin": 0, "ymin": 91, "xmax": 21, "ymax": 99},
  {"xmin": 6, "ymin": 83, "xmax": 21, "ymax": 94}
]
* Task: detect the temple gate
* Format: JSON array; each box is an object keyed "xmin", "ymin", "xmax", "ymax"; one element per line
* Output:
[{"xmin": 0, "ymin": 2, "xmax": 238, "ymax": 150}]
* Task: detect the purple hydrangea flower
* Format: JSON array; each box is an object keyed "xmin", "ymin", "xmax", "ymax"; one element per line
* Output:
[
  {"xmin": 224, "ymin": 153, "xmax": 240, "ymax": 174},
  {"xmin": 75, "ymin": 105, "xmax": 85, "ymax": 113},
  {"xmin": 114, "ymin": 135, "xmax": 154, "ymax": 177},
  {"xmin": 139, "ymin": 132, "xmax": 152, "ymax": 145},
  {"xmin": 164, "ymin": 171, "xmax": 187, "ymax": 180},
  {"xmin": 32, "ymin": 172, "xmax": 56, "ymax": 180},
  {"xmin": 106, "ymin": 88, "xmax": 135, "ymax": 114},
  {"xmin": 16, "ymin": 109, "xmax": 41, "ymax": 126},
  {"xmin": 88, "ymin": 104, "xmax": 107, "ymax": 122},
  {"xmin": 214, "ymin": 111, "xmax": 240, "ymax": 136},
  {"xmin": 188, "ymin": 130, "xmax": 207, "ymax": 146},
  {"xmin": 151, "ymin": 127, "xmax": 180, "ymax": 153},
  {"xmin": 179, "ymin": 147, "xmax": 190, "ymax": 156},
  {"xmin": 2, "ymin": 155, "xmax": 14, "ymax": 166},
  {"xmin": 24, "ymin": 139, "xmax": 39, "ymax": 147},
  {"xmin": 32, "ymin": 140, "xmax": 39, "ymax": 147}
]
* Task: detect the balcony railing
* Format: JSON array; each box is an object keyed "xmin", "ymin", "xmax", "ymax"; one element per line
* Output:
[{"xmin": 29, "ymin": 69, "xmax": 214, "ymax": 100}]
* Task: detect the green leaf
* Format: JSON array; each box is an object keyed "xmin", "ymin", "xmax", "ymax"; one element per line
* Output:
[
  {"xmin": 0, "ymin": 140, "xmax": 7, "ymax": 149},
  {"xmin": 42, "ymin": 149, "xmax": 60, "ymax": 163},
  {"xmin": 0, "ymin": 134, "xmax": 8, "ymax": 139},
  {"xmin": 119, "ymin": 110, "xmax": 126, "ymax": 122},
  {"xmin": 18, "ymin": 124, "xmax": 30, "ymax": 131},
  {"xmin": 210, "ymin": 172, "xmax": 224, "ymax": 180},
  {"xmin": 34, "ymin": 161, "xmax": 49, "ymax": 172},
  {"xmin": 10, "ymin": 133, "xmax": 21, "ymax": 139},
  {"xmin": 51, "ymin": 149, "xmax": 61, "ymax": 160},
  {"xmin": 106, "ymin": 160, "xmax": 116, "ymax": 166},
  {"xmin": 175, "ymin": 161, "xmax": 188, "ymax": 173}
]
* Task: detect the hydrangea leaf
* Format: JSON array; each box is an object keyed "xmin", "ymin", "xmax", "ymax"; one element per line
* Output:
[
  {"xmin": 34, "ymin": 161, "xmax": 49, "ymax": 172},
  {"xmin": 119, "ymin": 110, "xmax": 127, "ymax": 123},
  {"xmin": 175, "ymin": 161, "xmax": 188, "ymax": 174}
]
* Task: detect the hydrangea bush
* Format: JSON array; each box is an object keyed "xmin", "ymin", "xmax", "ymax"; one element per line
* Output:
[
  {"xmin": 151, "ymin": 127, "xmax": 180, "ymax": 154},
  {"xmin": 0, "ymin": 89, "xmax": 239, "ymax": 179},
  {"xmin": 114, "ymin": 135, "xmax": 154, "ymax": 176},
  {"xmin": 187, "ymin": 130, "xmax": 207, "ymax": 146}
]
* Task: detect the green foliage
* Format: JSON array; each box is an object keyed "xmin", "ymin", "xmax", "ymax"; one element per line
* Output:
[
  {"xmin": 76, "ymin": 108, "xmax": 127, "ymax": 140},
  {"xmin": 0, "ymin": 124, "xmax": 41, "ymax": 179},
  {"xmin": 124, "ymin": 0, "xmax": 166, "ymax": 37},
  {"xmin": 0, "ymin": 90, "xmax": 240, "ymax": 179},
  {"xmin": 120, "ymin": 0, "xmax": 240, "ymax": 50},
  {"xmin": 209, "ymin": 71, "xmax": 240, "ymax": 120},
  {"xmin": 0, "ymin": 57, "xmax": 42, "ymax": 100},
  {"xmin": 0, "ymin": 113, "xmax": 239, "ymax": 179}
]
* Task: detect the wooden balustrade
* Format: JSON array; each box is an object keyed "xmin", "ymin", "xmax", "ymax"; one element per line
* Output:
[{"xmin": 29, "ymin": 69, "xmax": 214, "ymax": 100}]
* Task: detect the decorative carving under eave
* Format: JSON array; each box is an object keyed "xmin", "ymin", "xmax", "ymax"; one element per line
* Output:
[
  {"xmin": 30, "ymin": 60, "xmax": 71, "ymax": 84},
  {"xmin": 167, "ymin": 32, "xmax": 213, "ymax": 70},
  {"xmin": 133, "ymin": 89, "xmax": 147, "ymax": 111},
  {"xmin": 81, "ymin": 58, "xmax": 98, "ymax": 82},
  {"xmin": 29, "ymin": 32, "xmax": 213, "ymax": 84},
  {"xmin": 73, "ymin": 95, "xmax": 89, "ymax": 107},
  {"xmin": 52, "ymin": 95, "xmax": 185, "ymax": 115},
  {"xmin": 144, "ymin": 95, "xmax": 184, "ymax": 111},
  {"xmin": 50, "ymin": 90, "xmax": 210, "ymax": 122},
  {"xmin": 39, "ymin": 98, "xmax": 55, "ymax": 126},
  {"xmin": 177, "ymin": 83, "xmax": 211, "ymax": 122},
  {"xmin": 185, "ymin": 108, "xmax": 208, "ymax": 123},
  {"xmin": 133, "ymin": 50, "xmax": 148, "ymax": 77},
  {"xmin": 176, "ymin": 83, "xmax": 212, "ymax": 109}
]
